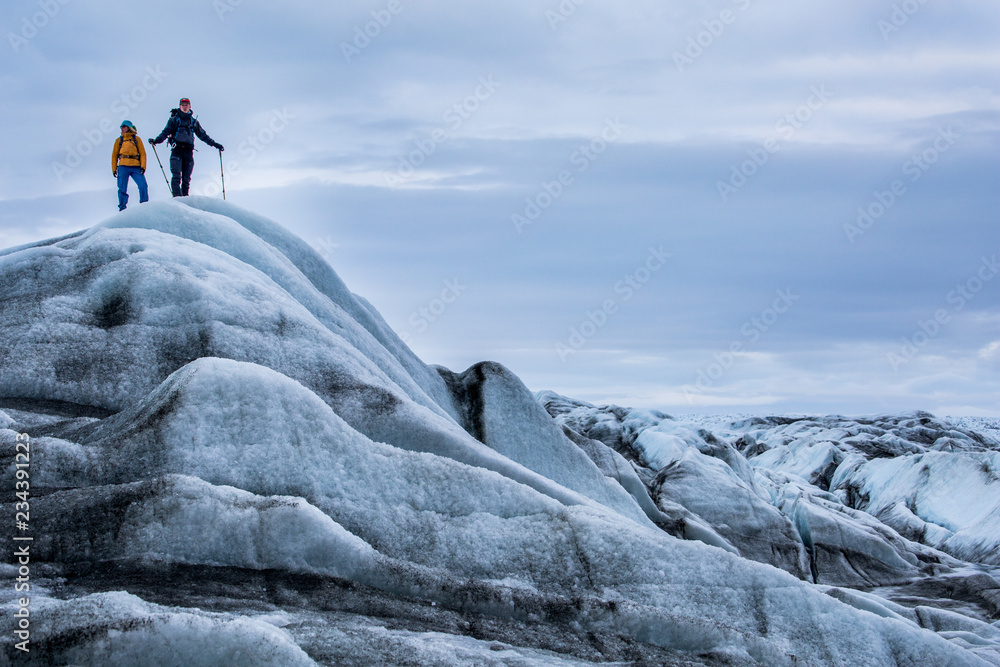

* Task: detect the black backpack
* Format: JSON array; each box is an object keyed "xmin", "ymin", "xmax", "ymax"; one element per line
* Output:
[{"xmin": 169, "ymin": 108, "xmax": 197, "ymax": 146}]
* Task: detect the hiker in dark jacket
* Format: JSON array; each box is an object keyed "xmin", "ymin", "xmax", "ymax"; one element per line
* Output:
[
  {"xmin": 112, "ymin": 120, "xmax": 148, "ymax": 211},
  {"xmin": 149, "ymin": 98, "xmax": 224, "ymax": 197}
]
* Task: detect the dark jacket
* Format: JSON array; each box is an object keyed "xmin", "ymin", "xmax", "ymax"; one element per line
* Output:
[{"xmin": 152, "ymin": 109, "xmax": 220, "ymax": 149}]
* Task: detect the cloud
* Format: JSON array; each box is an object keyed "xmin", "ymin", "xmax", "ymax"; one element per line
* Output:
[{"xmin": 980, "ymin": 341, "xmax": 1000, "ymax": 370}]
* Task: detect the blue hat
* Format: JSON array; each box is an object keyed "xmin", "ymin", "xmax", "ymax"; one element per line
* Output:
[{"xmin": 120, "ymin": 120, "xmax": 135, "ymax": 129}]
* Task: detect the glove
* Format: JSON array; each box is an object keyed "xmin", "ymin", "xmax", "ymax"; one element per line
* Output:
[
  {"xmin": 216, "ymin": 144, "xmax": 224, "ymax": 151},
  {"xmin": 141, "ymin": 168, "xmax": 145, "ymax": 175},
  {"xmin": 148, "ymin": 138, "xmax": 156, "ymax": 145},
  {"xmin": 113, "ymin": 170, "xmax": 117, "ymax": 177}
]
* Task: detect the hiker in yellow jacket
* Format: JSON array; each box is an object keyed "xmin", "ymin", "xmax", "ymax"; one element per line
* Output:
[{"xmin": 112, "ymin": 120, "xmax": 148, "ymax": 211}]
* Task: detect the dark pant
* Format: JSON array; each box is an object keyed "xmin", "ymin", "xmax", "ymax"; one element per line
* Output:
[
  {"xmin": 116, "ymin": 166, "xmax": 148, "ymax": 211},
  {"xmin": 169, "ymin": 144, "xmax": 195, "ymax": 197}
]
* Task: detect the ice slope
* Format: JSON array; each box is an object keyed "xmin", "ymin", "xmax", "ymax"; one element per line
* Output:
[
  {"xmin": 0, "ymin": 591, "xmax": 317, "ymax": 666},
  {"xmin": 732, "ymin": 413, "xmax": 1000, "ymax": 568},
  {"xmin": 543, "ymin": 395, "xmax": 1000, "ymax": 580},
  {"xmin": 541, "ymin": 394, "xmax": 815, "ymax": 580},
  {"xmin": 544, "ymin": 394, "xmax": 1000, "ymax": 655},
  {"xmin": 833, "ymin": 451, "xmax": 1000, "ymax": 566},
  {"xmin": 3, "ymin": 389, "xmax": 990, "ymax": 666},
  {"xmin": 437, "ymin": 362, "xmax": 652, "ymax": 526},
  {"xmin": 1, "ymin": 199, "xmax": 997, "ymax": 665},
  {"xmin": 0, "ymin": 198, "xmax": 645, "ymax": 522}
]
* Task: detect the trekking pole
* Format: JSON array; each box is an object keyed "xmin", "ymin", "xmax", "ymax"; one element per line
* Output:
[
  {"xmin": 218, "ymin": 149, "xmax": 226, "ymax": 200},
  {"xmin": 149, "ymin": 141, "xmax": 170, "ymax": 193}
]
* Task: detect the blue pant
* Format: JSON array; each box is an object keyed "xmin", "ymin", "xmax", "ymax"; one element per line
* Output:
[{"xmin": 117, "ymin": 166, "xmax": 148, "ymax": 211}]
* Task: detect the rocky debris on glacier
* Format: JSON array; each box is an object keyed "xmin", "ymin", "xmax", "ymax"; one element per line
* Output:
[{"xmin": 1, "ymin": 198, "xmax": 998, "ymax": 666}]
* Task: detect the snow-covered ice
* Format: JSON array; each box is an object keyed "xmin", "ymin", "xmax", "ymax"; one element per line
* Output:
[{"xmin": 2, "ymin": 198, "xmax": 998, "ymax": 665}]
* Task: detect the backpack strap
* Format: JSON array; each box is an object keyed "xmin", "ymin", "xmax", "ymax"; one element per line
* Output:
[{"xmin": 117, "ymin": 134, "xmax": 141, "ymax": 163}]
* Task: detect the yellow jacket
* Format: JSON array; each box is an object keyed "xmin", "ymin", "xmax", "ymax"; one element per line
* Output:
[{"xmin": 112, "ymin": 128, "xmax": 146, "ymax": 173}]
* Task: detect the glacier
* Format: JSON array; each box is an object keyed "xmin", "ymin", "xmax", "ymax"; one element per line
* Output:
[{"xmin": 1, "ymin": 197, "xmax": 998, "ymax": 665}]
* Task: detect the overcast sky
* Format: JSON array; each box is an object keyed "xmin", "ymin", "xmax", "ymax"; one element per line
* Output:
[{"xmin": 2, "ymin": 0, "xmax": 998, "ymax": 416}]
